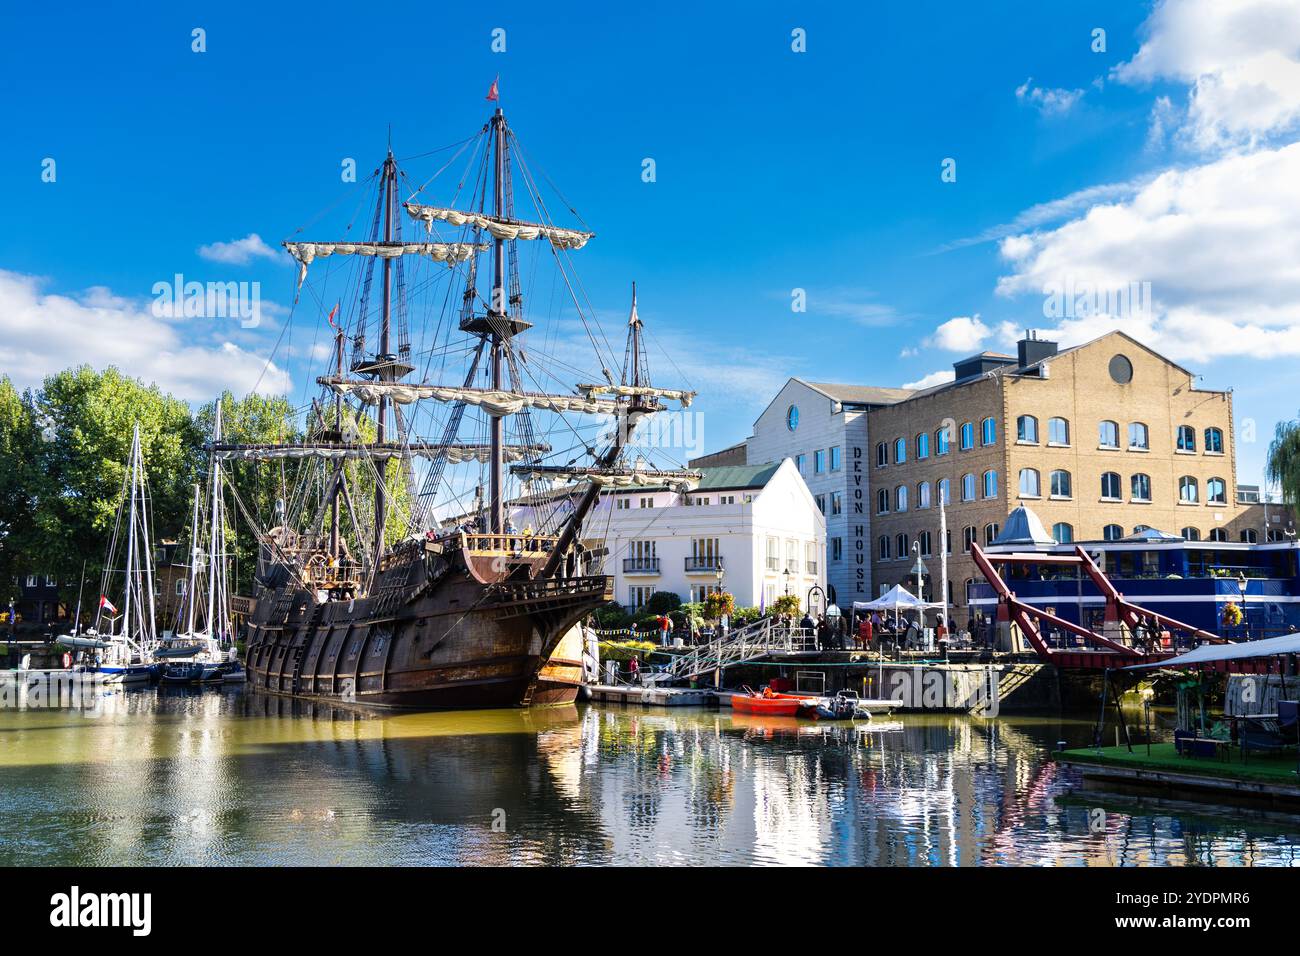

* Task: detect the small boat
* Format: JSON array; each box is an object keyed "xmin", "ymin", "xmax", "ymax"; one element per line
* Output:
[{"xmin": 732, "ymin": 688, "xmax": 803, "ymax": 716}]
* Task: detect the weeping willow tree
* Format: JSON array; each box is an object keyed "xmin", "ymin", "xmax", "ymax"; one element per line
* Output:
[{"xmin": 1267, "ymin": 415, "xmax": 1300, "ymax": 507}]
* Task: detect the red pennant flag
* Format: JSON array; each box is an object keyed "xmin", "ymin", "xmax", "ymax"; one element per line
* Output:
[
  {"xmin": 99, "ymin": 595, "xmax": 118, "ymax": 615},
  {"xmin": 326, "ymin": 302, "xmax": 340, "ymax": 331},
  {"xmin": 486, "ymin": 76, "xmax": 499, "ymax": 102}
]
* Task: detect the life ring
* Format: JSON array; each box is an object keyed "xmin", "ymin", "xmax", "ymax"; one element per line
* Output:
[{"xmin": 62, "ymin": 652, "xmax": 72, "ymax": 669}]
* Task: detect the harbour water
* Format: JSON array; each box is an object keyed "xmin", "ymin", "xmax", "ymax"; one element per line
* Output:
[{"xmin": 1, "ymin": 686, "xmax": 1298, "ymax": 866}]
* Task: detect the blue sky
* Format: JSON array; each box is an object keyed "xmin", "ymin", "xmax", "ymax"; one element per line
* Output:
[{"xmin": 3, "ymin": 1, "xmax": 1299, "ymax": 486}]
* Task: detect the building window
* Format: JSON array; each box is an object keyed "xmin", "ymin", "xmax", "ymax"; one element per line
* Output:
[
  {"xmin": 1176, "ymin": 425, "xmax": 1196, "ymax": 452},
  {"xmin": 936, "ymin": 426, "xmax": 950, "ymax": 455},
  {"xmin": 627, "ymin": 586, "xmax": 653, "ymax": 611},
  {"xmin": 814, "ymin": 449, "xmax": 826, "ymax": 473},
  {"xmin": 875, "ymin": 442, "xmax": 888, "ymax": 467},
  {"xmin": 832, "ymin": 537, "xmax": 843, "ymax": 561},
  {"xmin": 1134, "ymin": 524, "xmax": 1151, "ymax": 534},
  {"xmin": 944, "ymin": 529, "xmax": 953, "ymax": 555},
  {"xmin": 1103, "ymin": 524, "xmax": 1123, "ymax": 541},
  {"xmin": 175, "ymin": 579, "xmax": 186, "ymax": 596},
  {"xmin": 1128, "ymin": 422, "xmax": 1149, "ymax": 450},
  {"xmin": 878, "ymin": 536, "xmax": 891, "ymax": 560},
  {"xmin": 1018, "ymin": 468, "xmax": 1041, "ymax": 498},
  {"xmin": 1131, "ymin": 473, "xmax": 1152, "ymax": 502},
  {"xmin": 1098, "ymin": 420, "xmax": 1119, "ymax": 449},
  {"xmin": 981, "ymin": 417, "xmax": 997, "ymax": 446},
  {"xmin": 616, "ymin": 498, "xmax": 631, "ymax": 510},
  {"xmin": 691, "ymin": 496, "xmax": 711, "ymax": 506},
  {"xmin": 785, "ymin": 539, "xmax": 799, "ymax": 573},
  {"xmin": 962, "ymin": 526, "xmax": 976, "ymax": 553},
  {"xmin": 896, "ymin": 533, "xmax": 910, "ymax": 558},
  {"xmin": 1017, "ymin": 415, "xmax": 1038, "ymax": 443},
  {"xmin": 796, "ymin": 453, "xmax": 807, "ymax": 475},
  {"xmin": 805, "ymin": 541, "xmax": 818, "ymax": 575},
  {"xmin": 961, "ymin": 473, "xmax": 976, "ymax": 501},
  {"xmin": 1181, "ymin": 527, "xmax": 1201, "ymax": 541},
  {"xmin": 1178, "ymin": 476, "xmax": 1199, "ymax": 504},
  {"xmin": 1269, "ymin": 528, "xmax": 1287, "ymax": 542},
  {"xmin": 984, "ymin": 523, "xmax": 999, "ymax": 546},
  {"xmin": 830, "ymin": 446, "xmax": 842, "ymax": 470},
  {"xmin": 1050, "ymin": 469, "xmax": 1072, "ymax": 499},
  {"xmin": 918, "ymin": 531, "xmax": 933, "ymax": 557},
  {"xmin": 25, "ymin": 575, "xmax": 36, "ymax": 588},
  {"xmin": 917, "ymin": 481, "xmax": 931, "ymax": 509},
  {"xmin": 982, "ymin": 469, "xmax": 998, "ymax": 499},
  {"xmin": 639, "ymin": 497, "xmax": 654, "ymax": 508},
  {"xmin": 877, "ymin": 489, "xmax": 889, "ymax": 514},
  {"xmin": 894, "ymin": 438, "xmax": 907, "ymax": 465},
  {"xmin": 1205, "ymin": 427, "xmax": 1224, "ymax": 454},
  {"xmin": 1048, "ymin": 417, "xmax": 1070, "ymax": 445},
  {"xmin": 959, "ymin": 422, "xmax": 975, "ymax": 450},
  {"xmin": 1052, "ymin": 522, "xmax": 1074, "ymax": 544},
  {"xmin": 1209, "ymin": 528, "xmax": 1228, "ymax": 542},
  {"xmin": 719, "ymin": 495, "xmax": 736, "ymax": 504},
  {"xmin": 1100, "ymin": 471, "xmax": 1121, "ymax": 500},
  {"xmin": 831, "ymin": 492, "xmax": 842, "ymax": 515},
  {"xmin": 895, "ymin": 485, "xmax": 908, "ymax": 512},
  {"xmin": 915, "ymin": 432, "xmax": 929, "ymax": 459},
  {"xmin": 1207, "ymin": 477, "xmax": 1227, "ymax": 504},
  {"xmin": 766, "ymin": 537, "xmax": 780, "ymax": 571},
  {"xmin": 814, "ymin": 493, "xmax": 826, "ymax": 514},
  {"xmin": 1240, "ymin": 529, "xmax": 1258, "ymax": 544},
  {"xmin": 938, "ymin": 478, "xmax": 950, "ymax": 505}
]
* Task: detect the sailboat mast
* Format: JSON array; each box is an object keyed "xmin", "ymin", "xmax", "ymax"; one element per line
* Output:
[
  {"xmin": 123, "ymin": 425, "xmax": 138, "ymax": 643},
  {"xmin": 489, "ymin": 108, "xmax": 507, "ymax": 535},
  {"xmin": 185, "ymin": 483, "xmax": 200, "ymax": 636},
  {"xmin": 330, "ymin": 326, "xmax": 344, "ymax": 558},
  {"xmin": 206, "ymin": 404, "xmax": 223, "ymax": 641},
  {"xmin": 374, "ymin": 151, "xmax": 396, "ymax": 560}
]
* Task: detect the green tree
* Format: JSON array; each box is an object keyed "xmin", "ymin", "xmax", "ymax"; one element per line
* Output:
[
  {"xmin": 0, "ymin": 377, "xmax": 38, "ymax": 594},
  {"xmin": 30, "ymin": 366, "xmax": 203, "ymax": 613},
  {"xmin": 1267, "ymin": 415, "xmax": 1300, "ymax": 509},
  {"xmin": 644, "ymin": 590, "xmax": 682, "ymax": 615}
]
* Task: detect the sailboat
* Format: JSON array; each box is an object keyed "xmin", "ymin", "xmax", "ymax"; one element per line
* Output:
[
  {"xmin": 57, "ymin": 424, "xmax": 160, "ymax": 685},
  {"xmin": 222, "ymin": 101, "xmax": 697, "ymax": 710},
  {"xmin": 158, "ymin": 407, "xmax": 244, "ymax": 684}
]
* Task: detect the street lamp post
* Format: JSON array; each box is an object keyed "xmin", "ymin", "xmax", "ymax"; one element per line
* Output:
[{"xmin": 911, "ymin": 541, "xmax": 929, "ymax": 649}]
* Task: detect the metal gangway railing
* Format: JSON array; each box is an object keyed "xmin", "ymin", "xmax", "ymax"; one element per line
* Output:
[{"xmin": 665, "ymin": 618, "xmax": 819, "ymax": 681}]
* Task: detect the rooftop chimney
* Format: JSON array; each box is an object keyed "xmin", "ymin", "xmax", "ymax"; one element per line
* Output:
[{"xmin": 1017, "ymin": 330, "xmax": 1058, "ymax": 369}]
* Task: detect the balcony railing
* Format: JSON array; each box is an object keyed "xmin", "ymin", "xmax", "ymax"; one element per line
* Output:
[
  {"xmin": 623, "ymin": 557, "xmax": 660, "ymax": 574},
  {"xmin": 684, "ymin": 556, "xmax": 724, "ymax": 573}
]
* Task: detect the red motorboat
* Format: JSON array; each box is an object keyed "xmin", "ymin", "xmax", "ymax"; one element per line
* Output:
[{"xmin": 731, "ymin": 688, "xmax": 803, "ymax": 717}]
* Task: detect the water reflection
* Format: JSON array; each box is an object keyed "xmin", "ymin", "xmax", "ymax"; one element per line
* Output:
[{"xmin": 0, "ymin": 687, "xmax": 1297, "ymax": 866}]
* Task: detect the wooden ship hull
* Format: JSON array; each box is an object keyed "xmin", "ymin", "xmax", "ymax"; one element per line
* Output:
[
  {"xmin": 532, "ymin": 624, "xmax": 587, "ymax": 706},
  {"xmin": 244, "ymin": 536, "xmax": 610, "ymax": 710}
]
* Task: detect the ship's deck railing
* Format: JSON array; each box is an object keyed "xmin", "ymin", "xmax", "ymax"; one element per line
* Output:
[{"xmin": 458, "ymin": 532, "xmax": 560, "ymax": 555}]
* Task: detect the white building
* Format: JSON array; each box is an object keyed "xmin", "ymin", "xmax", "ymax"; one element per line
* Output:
[
  {"xmin": 581, "ymin": 460, "xmax": 826, "ymax": 613},
  {"xmin": 741, "ymin": 379, "xmax": 912, "ymax": 608}
]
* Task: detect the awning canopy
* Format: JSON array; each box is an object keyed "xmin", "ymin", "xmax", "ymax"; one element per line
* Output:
[
  {"xmin": 853, "ymin": 584, "xmax": 944, "ymax": 612},
  {"xmin": 1125, "ymin": 631, "xmax": 1300, "ymax": 670}
]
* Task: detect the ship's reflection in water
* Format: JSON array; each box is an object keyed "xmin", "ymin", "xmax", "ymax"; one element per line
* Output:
[{"xmin": 1, "ymin": 688, "xmax": 1298, "ymax": 866}]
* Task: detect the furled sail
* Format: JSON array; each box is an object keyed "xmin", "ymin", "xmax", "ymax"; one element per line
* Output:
[
  {"xmin": 211, "ymin": 441, "xmax": 548, "ymax": 463},
  {"xmin": 403, "ymin": 203, "xmax": 593, "ymax": 250},
  {"xmin": 514, "ymin": 464, "xmax": 701, "ymax": 493},
  {"xmin": 317, "ymin": 378, "xmax": 626, "ymax": 416},
  {"xmin": 283, "ymin": 240, "xmax": 486, "ymax": 289},
  {"xmin": 574, "ymin": 383, "xmax": 696, "ymax": 407}
]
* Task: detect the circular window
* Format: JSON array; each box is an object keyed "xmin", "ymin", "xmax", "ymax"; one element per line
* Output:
[
  {"xmin": 1109, "ymin": 354, "xmax": 1133, "ymax": 384},
  {"xmin": 787, "ymin": 405, "xmax": 799, "ymax": 431}
]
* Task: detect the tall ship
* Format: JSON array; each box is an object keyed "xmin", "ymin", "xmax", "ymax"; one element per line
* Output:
[{"xmin": 223, "ymin": 101, "xmax": 697, "ymax": 709}]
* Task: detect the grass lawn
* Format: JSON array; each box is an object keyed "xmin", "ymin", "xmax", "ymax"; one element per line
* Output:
[{"xmin": 1058, "ymin": 743, "xmax": 1300, "ymax": 786}]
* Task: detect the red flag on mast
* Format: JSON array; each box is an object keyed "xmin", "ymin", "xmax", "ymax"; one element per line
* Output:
[
  {"xmin": 99, "ymin": 595, "xmax": 118, "ymax": 615},
  {"xmin": 486, "ymin": 76, "xmax": 499, "ymax": 102},
  {"xmin": 326, "ymin": 302, "xmax": 340, "ymax": 331}
]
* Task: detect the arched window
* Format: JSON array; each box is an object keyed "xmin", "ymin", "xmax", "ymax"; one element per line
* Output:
[
  {"xmin": 1207, "ymin": 477, "xmax": 1227, "ymax": 504},
  {"xmin": 981, "ymin": 417, "xmax": 997, "ymax": 446},
  {"xmin": 1019, "ymin": 468, "xmax": 1041, "ymax": 497},
  {"xmin": 1241, "ymin": 529, "xmax": 1259, "ymax": 544},
  {"xmin": 961, "ymin": 473, "xmax": 976, "ymax": 501},
  {"xmin": 1100, "ymin": 471, "xmax": 1121, "ymax": 500},
  {"xmin": 1268, "ymin": 528, "xmax": 1286, "ymax": 543},
  {"xmin": 1179, "ymin": 475, "xmax": 1199, "ymax": 504},
  {"xmin": 1016, "ymin": 415, "xmax": 1038, "ymax": 443},
  {"xmin": 1128, "ymin": 422, "xmax": 1149, "ymax": 450},
  {"xmin": 962, "ymin": 526, "xmax": 977, "ymax": 553},
  {"xmin": 917, "ymin": 481, "xmax": 931, "ymax": 509},
  {"xmin": 936, "ymin": 426, "xmax": 950, "ymax": 455},
  {"xmin": 878, "ymin": 535, "xmax": 891, "ymax": 560},
  {"xmin": 916, "ymin": 432, "xmax": 930, "ymax": 459},
  {"xmin": 982, "ymin": 469, "xmax": 998, "ymax": 499},
  {"xmin": 984, "ymin": 523, "xmax": 1000, "ymax": 546},
  {"xmin": 1098, "ymin": 420, "xmax": 1119, "ymax": 449},
  {"xmin": 1177, "ymin": 425, "xmax": 1196, "ymax": 452},
  {"xmin": 894, "ymin": 437, "xmax": 907, "ymax": 464},
  {"xmin": 959, "ymin": 422, "xmax": 975, "ymax": 450},
  {"xmin": 895, "ymin": 484, "xmax": 908, "ymax": 512},
  {"xmin": 918, "ymin": 531, "xmax": 933, "ymax": 557},
  {"xmin": 877, "ymin": 488, "xmax": 890, "ymax": 514},
  {"xmin": 1048, "ymin": 417, "xmax": 1070, "ymax": 445},
  {"xmin": 1052, "ymin": 522, "xmax": 1074, "ymax": 544},
  {"xmin": 938, "ymin": 478, "xmax": 950, "ymax": 505},
  {"xmin": 875, "ymin": 442, "xmax": 888, "ymax": 467},
  {"xmin": 1205, "ymin": 427, "xmax": 1224, "ymax": 454},
  {"xmin": 1050, "ymin": 469, "xmax": 1072, "ymax": 498},
  {"xmin": 1103, "ymin": 523, "xmax": 1124, "ymax": 541},
  {"xmin": 1131, "ymin": 473, "xmax": 1151, "ymax": 501},
  {"xmin": 1209, "ymin": 528, "xmax": 1228, "ymax": 542},
  {"xmin": 1134, "ymin": 524, "xmax": 1151, "ymax": 534},
  {"xmin": 1181, "ymin": 527, "xmax": 1201, "ymax": 541},
  {"xmin": 896, "ymin": 533, "xmax": 910, "ymax": 557}
]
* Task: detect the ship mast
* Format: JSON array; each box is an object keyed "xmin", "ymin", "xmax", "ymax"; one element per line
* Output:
[
  {"xmin": 489, "ymin": 109, "xmax": 507, "ymax": 534},
  {"xmin": 375, "ymin": 150, "xmax": 396, "ymax": 558}
]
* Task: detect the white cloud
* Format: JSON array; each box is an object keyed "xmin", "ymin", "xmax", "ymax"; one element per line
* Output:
[
  {"xmin": 1015, "ymin": 78, "xmax": 1085, "ymax": 116},
  {"xmin": 806, "ymin": 289, "xmax": 904, "ymax": 327},
  {"xmin": 1113, "ymin": 0, "xmax": 1300, "ymax": 149},
  {"xmin": 940, "ymin": 177, "xmax": 1150, "ymax": 251},
  {"xmin": 903, "ymin": 370, "xmax": 955, "ymax": 390},
  {"xmin": 926, "ymin": 315, "xmax": 991, "ymax": 352},
  {"xmin": 0, "ymin": 269, "xmax": 291, "ymax": 400},
  {"xmin": 994, "ymin": 141, "xmax": 1300, "ymax": 359},
  {"xmin": 197, "ymin": 233, "xmax": 280, "ymax": 265}
]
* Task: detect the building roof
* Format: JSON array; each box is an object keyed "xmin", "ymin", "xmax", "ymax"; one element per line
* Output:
[
  {"xmin": 800, "ymin": 380, "xmax": 915, "ymax": 406},
  {"xmin": 693, "ymin": 462, "xmax": 781, "ymax": 491},
  {"xmin": 992, "ymin": 505, "xmax": 1056, "ymax": 547}
]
